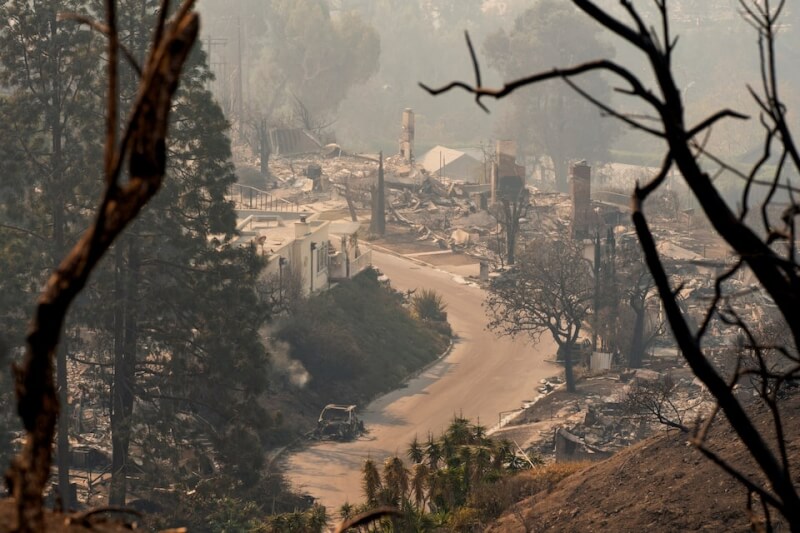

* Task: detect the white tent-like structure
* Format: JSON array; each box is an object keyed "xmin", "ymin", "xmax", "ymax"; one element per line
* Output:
[{"xmin": 419, "ymin": 145, "xmax": 485, "ymax": 183}]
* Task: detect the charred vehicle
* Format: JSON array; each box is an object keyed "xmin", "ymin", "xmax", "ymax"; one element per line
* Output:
[{"xmin": 314, "ymin": 404, "xmax": 363, "ymax": 441}]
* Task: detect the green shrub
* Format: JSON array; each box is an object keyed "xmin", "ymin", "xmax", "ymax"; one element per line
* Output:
[
  {"xmin": 275, "ymin": 268, "xmax": 450, "ymax": 403},
  {"xmin": 411, "ymin": 289, "xmax": 448, "ymax": 322}
]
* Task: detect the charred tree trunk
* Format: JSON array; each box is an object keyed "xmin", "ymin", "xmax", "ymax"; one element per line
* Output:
[
  {"xmin": 48, "ymin": 7, "xmax": 71, "ymax": 506},
  {"xmin": 562, "ymin": 342, "xmax": 576, "ymax": 393},
  {"xmin": 500, "ymin": 189, "xmax": 528, "ymax": 266},
  {"xmin": 370, "ymin": 152, "xmax": 386, "ymax": 236},
  {"xmin": 55, "ymin": 342, "xmax": 70, "ymax": 510},
  {"xmin": 109, "ymin": 238, "xmax": 139, "ymax": 506},
  {"xmin": 592, "ymin": 233, "xmax": 601, "ymax": 352},
  {"xmin": 629, "ymin": 307, "xmax": 645, "ymax": 368},
  {"xmin": 54, "ymin": 201, "xmax": 70, "ymax": 510},
  {"xmin": 505, "ymin": 218, "xmax": 517, "ymax": 265},
  {"xmin": 344, "ymin": 176, "xmax": 358, "ymax": 222},
  {"xmin": 629, "ymin": 293, "xmax": 646, "ymax": 368},
  {"xmin": 376, "ymin": 152, "xmax": 386, "ymax": 235},
  {"xmin": 502, "ymin": 200, "xmax": 518, "ymax": 265},
  {"xmin": 109, "ymin": 245, "xmax": 126, "ymax": 506}
]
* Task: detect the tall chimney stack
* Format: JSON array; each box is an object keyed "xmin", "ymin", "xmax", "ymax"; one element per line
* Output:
[
  {"xmin": 399, "ymin": 108, "xmax": 414, "ymax": 163},
  {"xmin": 570, "ymin": 161, "xmax": 592, "ymax": 239}
]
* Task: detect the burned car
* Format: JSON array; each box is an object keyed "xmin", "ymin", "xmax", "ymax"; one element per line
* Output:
[{"xmin": 314, "ymin": 404, "xmax": 364, "ymax": 441}]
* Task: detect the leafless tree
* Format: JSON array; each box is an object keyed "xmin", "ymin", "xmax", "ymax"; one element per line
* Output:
[
  {"xmin": 423, "ymin": 0, "xmax": 800, "ymax": 529},
  {"xmin": 489, "ymin": 186, "xmax": 530, "ymax": 266},
  {"xmin": 623, "ymin": 255, "xmax": 664, "ymax": 368},
  {"xmin": 485, "ymin": 237, "xmax": 593, "ymax": 392},
  {"xmin": 292, "ymin": 92, "xmax": 336, "ymax": 142},
  {"xmin": 4, "ymin": 0, "xmax": 198, "ymax": 529},
  {"xmin": 623, "ymin": 373, "xmax": 691, "ymax": 433}
]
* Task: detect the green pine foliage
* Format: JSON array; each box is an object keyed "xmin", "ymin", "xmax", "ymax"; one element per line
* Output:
[
  {"xmin": 0, "ymin": 0, "xmax": 275, "ymax": 517},
  {"xmin": 71, "ymin": 5, "xmax": 275, "ymax": 507},
  {"xmin": 0, "ymin": 0, "xmax": 103, "ymax": 344},
  {"xmin": 0, "ymin": 0, "xmax": 103, "ymax": 486}
]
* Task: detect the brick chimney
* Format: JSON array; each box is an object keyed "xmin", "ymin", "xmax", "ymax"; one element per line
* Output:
[
  {"xmin": 399, "ymin": 108, "xmax": 414, "ymax": 162},
  {"xmin": 570, "ymin": 161, "xmax": 591, "ymax": 239},
  {"xmin": 295, "ymin": 215, "xmax": 310, "ymax": 239},
  {"xmin": 492, "ymin": 140, "xmax": 525, "ymax": 203}
]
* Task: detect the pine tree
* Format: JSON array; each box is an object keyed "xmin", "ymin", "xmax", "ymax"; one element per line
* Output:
[
  {"xmin": 70, "ymin": 0, "xmax": 273, "ymax": 506},
  {"xmin": 0, "ymin": 0, "xmax": 102, "ymax": 507},
  {"xmin": 0, "ymin": 0, "xmax": 272, "ymax": 514}
]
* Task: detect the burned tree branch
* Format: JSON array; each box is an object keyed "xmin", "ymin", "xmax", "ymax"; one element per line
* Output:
[
  {"xmin": 420, "ymin": 58, "xmax": 663, "ymax": 115},
  {"xmin": 56, "ymin": 14, "xmax": 143, "ymax": 77},
  {"xmin": 632, "ymin": 200, "xmax": 800, "ymax": 521}
]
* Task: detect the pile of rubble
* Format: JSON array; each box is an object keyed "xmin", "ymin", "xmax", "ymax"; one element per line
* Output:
[
  {"xmin": 495, "ymin": 366, "xmax": 711, "ymax": 465},
  {"xmin": 253, "ymin": 148, "xmax": 584, "ymax": 265}
]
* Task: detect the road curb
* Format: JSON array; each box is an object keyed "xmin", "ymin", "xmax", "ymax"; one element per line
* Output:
[
  {"xmin": 366, "ymin": 242, "xmax": 435, "ymax": 269},
  {"xmin": 402, "ymin": 336, "xmax": 456, "ymax": 385}
]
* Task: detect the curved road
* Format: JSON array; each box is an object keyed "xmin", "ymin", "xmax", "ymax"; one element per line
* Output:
[{"xmin": 284, "ymin": 249, "xmax": 557, "ymax": 512}]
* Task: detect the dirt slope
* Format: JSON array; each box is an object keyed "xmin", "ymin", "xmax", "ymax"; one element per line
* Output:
[{"xmin": 488, "ymin": 394, "xmax": 800, "ymax": 532}]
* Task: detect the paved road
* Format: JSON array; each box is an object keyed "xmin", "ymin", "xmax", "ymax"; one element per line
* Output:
[{"xmin": 283, "ymin": 249, "xmax": 557, "ymax": 513}]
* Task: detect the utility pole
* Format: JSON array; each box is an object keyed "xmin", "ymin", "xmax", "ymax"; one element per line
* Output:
[
  {"xmin": 592, "ymin": 231, "xmax": 601, "ymax": 352},
  {"xmin": 370, "ymin": 152, "xmax": 386, "ymax": 236},
  {"xmin": 204, "ymin": 35, "xmax": 227, "ymax": 92}
]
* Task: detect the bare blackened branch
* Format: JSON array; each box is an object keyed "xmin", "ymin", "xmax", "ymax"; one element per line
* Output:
[
  {"xmin": 0, "ymin": 223, "xmax": 48, "ymax": 242},
  {"xmin": 632, "ymin": 200, "xmax": 798, "ymax": 521},
  {"xmin": 463, "ymin": 31, "xmax": 488, "ymax": 113},
  {"xmin": 687, "ymin": 109, "xmax": 749, "ymax": 138},
  {"xmin": 636, "ymin": 152, "xmax": 673, "ymax": 201},
  {"xmin": 695, "ymin": 260, "xmax": 743, "ymax": 341},
  {"xmin": 741, "ymin": 119, "xmax": 777, "ymax": 222},
  {"xmin": 421, "ymin": 59, "xmax": 663, "ymax": 115},
  {"xmin": 57, "ymin": 13, "xmax": 142, "ymax": 77},
  {"xmin": 762, "ymin": 150, "xmax": 788, "ymax": 235},
  {"xmin": 563, "ymin": 77, "xmax": 664, "ymax": 137}
]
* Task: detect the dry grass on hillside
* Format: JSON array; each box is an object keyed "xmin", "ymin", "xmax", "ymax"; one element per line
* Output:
[{"xmin": 488, "ymin": 393, "xmax": 800, "ymax": 532}]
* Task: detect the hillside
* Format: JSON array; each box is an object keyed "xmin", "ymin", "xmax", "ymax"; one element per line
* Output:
[{"xmin": 488, "ymin": 393, "xmax": 800, "ymax": 532}]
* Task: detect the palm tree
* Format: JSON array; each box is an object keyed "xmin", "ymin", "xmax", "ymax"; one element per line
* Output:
[
  {"xmin": 338, "ymin": 502, "xmax": 355, "ymax": 521},
  {"xmin": 458, "ymin": 446, "xmax": 473, "ymax": 493},
  {"xmin": 472, "ymin": 422, "xmax": 488, "ymax": 445},
  {"xmin": 362, "ymin": 458, "xmax": 382, "ymax": 505},
  {"xmin": 424, "ymin": 433, "xmax": 442, "ymax": 470},
  {"xmin": 407, "ymin": 435, "xmax": 424, "ymax": 464},
  {"xmin": 306, "ymin": 504, "xmax": 328, "ymax": 531},
  {"xmin": 473, "ymin": 445, "xmax": 493, "ymax": 485},
  {"xmin": 410, "ymin": 462, "xmax": 430, "ymax": 510},
  {"xmin": 446, "ymin": 415, "xmax": 471, "ymax": 445},
  {"xmin": 382, "ymin": 455, "xmax": 409, "ymax": 506}
]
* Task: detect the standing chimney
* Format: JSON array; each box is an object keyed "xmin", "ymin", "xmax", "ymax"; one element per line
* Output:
[
  {"xmin": 295, "ymin": 215, "xmax": 310, "ymax": 239},
  {"xmin": 399, "ymin": 108, "xmax": 414, "ymax": 163},
  {"xmin": 492, "ymin": 140, "xmax": 523, "ymax": 203},
  {"xmin": 570, "ymin": 161, "xmax": 592, "ymax": 239}
]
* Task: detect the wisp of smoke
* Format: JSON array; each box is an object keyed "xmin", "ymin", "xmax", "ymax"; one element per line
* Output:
[{"xmin": 261, "ymin": 327, "xmax": 310, "ymax": 388}]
